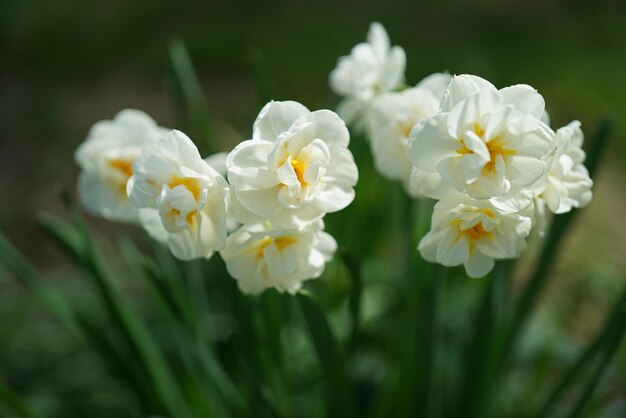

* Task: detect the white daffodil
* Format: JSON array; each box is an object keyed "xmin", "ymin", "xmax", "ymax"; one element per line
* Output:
[
  {"xmin": 407, "ymin": 74, "xmax": 556, "ymax": 202},
  {"xmin": 220, "ymin": 221, "xmax": 337, "ymax": 295},
  {"xmin": 330, "ymin": 22, "xmax": 406, "ymax": 128},
  {"xmin": 367, "ymin": 73, "xmax": 452, "ymax": 195},
  {"xmin": 226, "ymin": 100, "xmax": 358, "ymax": 229},
  {"xmin": 74, "ymin": 109, "xmax": 168, "ymax": 222},
  {"xmin": 418, "ymin": 198, "xmax": 532, "ymax": 278},
  {"xmin": 534, "ymin": 121, "xmax": 593, "ymax": 215},
  {"xmin": 127, "ymin": 130, "xmax": 229, "ymax": 260}
]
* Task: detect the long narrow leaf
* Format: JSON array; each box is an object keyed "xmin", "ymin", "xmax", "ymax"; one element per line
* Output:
[
  {"xmin": 495, "ymin": 118, "xmax": 611, "ymax": 372},
  {"xmin": 0, "ymin": 231, "xmax": 78, "ymax": 337},
  {"xmin": 0, "ymin": 379, "xmax": 40, "ymax": 418},
  {"xmin": 39, "ymin": 211, "xmax": 194, "ymax": 418},
  {"xmin": 168, "ymin": 37, "xmax": 216, "ymax": 154},
  {"xmin": 247, "ymin": 47, "xmax": 278, "ymax": 106},
  {"xmin": 296, "ymin": 292, "xmax": 351, "ymax": 416},
  {"xmin": 540, "ymin": 285, "xmax": 626, "ymax": 418}
]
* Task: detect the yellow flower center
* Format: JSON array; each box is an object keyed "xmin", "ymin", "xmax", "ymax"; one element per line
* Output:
[
  {"xmin": 168, "ymin": 176, "xmax": 202, "ymax": 201},
  {"xmin": 107, "ymin": 158, "xmax": 135, "ymax": 198},
  {"xmin": 255, "ymin": 236, "xmax": 298, "ymax": 259},
  {"xmin": 456, "ymin": 124, "xmax": 517, "ymax": 173},
  {"xmin": 397, "ymin": 118, "xmax": 418, "ymax": 139},
  {"xmin": 463, "ymin": 223, "xmax": 492, "ymax": 240},
  {"xmin": 168, "ymin": 208, "xmax": 198, "ymax": 226},
  {"xmin": 454, "ymin": 208, "xmax": 495, "ymax": 241},
  {"xmin": 291, "ymin": 159, "xmax": 307, "ymax": 186}
]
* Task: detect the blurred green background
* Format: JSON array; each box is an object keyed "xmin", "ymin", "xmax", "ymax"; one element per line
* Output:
[{"xmin": 1, "ymin": 0, "xmax": 625, "ymax": 416}]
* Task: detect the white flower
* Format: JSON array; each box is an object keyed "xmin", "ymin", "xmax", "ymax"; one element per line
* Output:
[
  {"xmin": 366, "ymin": 73, "xmax": 452, "ymax": 195},
  {"xmin": 418, "ymin": 198, "xmax": 532, "ymax": 278},
  {"xmin": 220, "ymin": 221, "xmax": 337, "ymax": 295},
  {"xmin": 127, "ymin": 130, "xmax": 229, "ymax": 260},
  {"xmin": 330, "ymin": 22, "xmax": 406, "ymax": 127},
  {"xmin": 407, "ymin": 74, "xmax": 556, "ymax": 201},
  {"xmin": 74, "ymin": 109, "xmax": 167, "ymax": 222},
  {"xmin": 535, "ymin": 121, "xmax": 593, "ymax": 214},
  {"xmin": 226, "ymin": 100, "xmax": 358, "ymax": 229}
]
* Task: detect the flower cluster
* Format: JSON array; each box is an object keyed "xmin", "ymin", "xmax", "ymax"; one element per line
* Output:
[
  {"xmin": 331, "ymin": 24, "xmax": 594, "ymax": 278},
  {"xmin": 75, "ymin": 102, "xmax": 357, "ymax": 294},
  {"xmin": 75, "ymin": 21, "xmax": 593, "ymax": 286},
  {"xmin": 222, "ymin": 101, "xmax": 357, "ymax": 293}
]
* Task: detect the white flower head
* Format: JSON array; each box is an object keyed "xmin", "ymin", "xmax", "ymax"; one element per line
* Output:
[
  {"xmin": 535, "ymin": 121, "xmax": 593, "ymax": 214},
  {"xmin": 330, "ymin": 22, "xmax": 406, "ymax": 100},
  {"xmin": 220, "ymin": 221, "xmax": 337, "ymax": 295},
  {"xmin": 367, "ymin": 73, "xmax": 452, "ymax": 195},
  {"xmin": 227, "ymin": 100, "xmax": 358, "ymax": 229},
  {"xmin": 330, "ymin": 22, "xmax": 406, "ymax": 128},
  {"xmin": 127, "ymin": 130, "xmax": 229, "ymax": 260},
  {"xmin": 74, "ymin": 109, "xmax": 168, "ymax": 222},
  {"xmin": 407, "ymin": 74, "xmax": 556, "ymax": 201},
  {"xmin": 418, "ymin": 197, "xmax": 532, "ymax": 278}
]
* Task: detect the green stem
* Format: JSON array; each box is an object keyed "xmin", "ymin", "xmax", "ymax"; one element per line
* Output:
[
  {"xmin": 296, "ymin": 292, "xmax": 350, "ymax": 416},
  {"xmin": 459, "ymin": 261, "xmax": 509, "ymax": 418},
  {"xmin": 342, "ymin": 249, "xmax": 363, "ymax": 349}
]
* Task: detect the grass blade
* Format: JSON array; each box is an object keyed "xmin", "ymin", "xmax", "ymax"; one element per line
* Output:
[
  {"xmin": 296, "ymin": 291, "xmax": 351, "ymax": 416},
  {"xmin": 539, "ymin": 285, "xmax": 626, "ymax": 418},
  {"xmin": 247, "ymin": 47, "xmax": 278, "ymax": 106},
  {"xmin": 0, "ymin": 231, "xmax": 78, "ymax": 337},
  {"xmin": 342, "ymin": 249, "xmax": 363, "ymax": 349},
  {"xmin": 168, "ymin": 37, "xmax": 216, "ymax": 154},
  {"xmin": 458, "ymin": 261, "xmax": 509, "ymax": 418},
  {"xmin": 39, "ymin": 211, "xmax": 194, "ymax": 418},
  {"xmin": 495, "ymin": 118, "xmax": 612, "ymax": 372},
  {"xmin": 0, "ymin": 379, "xmax": 41, "ymax": 418}
]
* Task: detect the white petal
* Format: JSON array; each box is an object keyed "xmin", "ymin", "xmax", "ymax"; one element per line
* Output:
[
  {"xmin": 138, "ymin": 208, "xmax": 168, "ymax": 243},
  {"xmin": 316, "ymin": 185, "xmax": 356, "ymax": 213},
  {"xmin": 323, "ymin": 146, "xmax": 359, "ymax": 187},
  {"xmin": 157, "ymin": 130, "xmax": 202, "ymax": 167},
  {"xmin": 380, "ymin": 46, "xmax": 406, "ymax": 92},
  {"xmin": 447, "ymin": 88, "xmax": 500, "ymax": 138},
  {"xmin": 440, "ymin": 74, "xmax": 497, "ymax": 112},
  {"xmin": 416, "ymin": 72, "xmax": 452, "ymax": 101},
  {"xmin": 507, "ymin": 155, "xmax": 547, "ymax": 190},
  {"xmin": 464, "ymin": 251, "xmax": 494, "ymax": 278},
  {"xmin": 253, "ymin": 101, "xmax": 310, "ymax": 141},
  {"xmin": 436, "ymin": 228, "xmax": 469, "ymax": 266},
  {"xmin": 407, "ymin": 114, "xmax": 459, "ymax": 172},
  {"xmin": 499, "ymin": 85, "xmax": 545, "ymax": 120},
  {"xmin": 78, "ymin": 171, "xmax": 138, "ymax": 222},
  {"xmin": 418, "ymin": 228, "xmax": 446, "ymax": 263},
  {"xmin": 367, "ymin": 22, "xmax": 390, "ymax": 58},
  {"xmin": 226, "ymin": 140, "xmax": 273, "ymax": 174},
  {"xmin": 294, "ymin": 110, "xmax": 350, "ymax": 147},
  {"xmin": 204, "ymin": 152, "xmax": 228, "ymax": 177}
]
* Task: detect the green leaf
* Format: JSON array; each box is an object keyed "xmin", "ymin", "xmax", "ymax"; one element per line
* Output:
[
  {"xmin": 495, "ymin": 118, "xmax": 612, "ymax": 373},
  {"xmin": 0, "ymin": 379, "xmax": 41, "ymax": 418},
  {"xmin": 540, "ymin": 285, "xmax": 626, "ymax": 418},
  {"xmin": 342, "ymin": 249, "xmax": 363, "ymax": 349},
  {"xmin": 39, "ymin": 209, "xmax": 195, "ymax": 418},
  {"xmin": 75, "ymin": 316, "xmax": 156, "ymax": 414},
  {"xmin": 118, "ymin": 238, "xmax": 247, "ymax": 416},
  {"xmin": 247, "ymin": 47, "xmax": 278, "ymax": 106},
  {"xmin": 167, "ymin": 37, "xmax": 217, "ymax": 155},
  {"xmin": 457, "ymin": 261, "xmax": 508, "ymax": 418},
  {"xmin": 296, "ymin": 291, "xmax": 351, "ymax": 416},
  {"xmin": 0, "ymin": 230, "xmax": 78, "ymax": 337}
]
